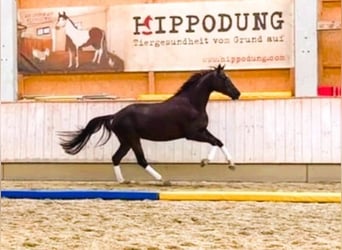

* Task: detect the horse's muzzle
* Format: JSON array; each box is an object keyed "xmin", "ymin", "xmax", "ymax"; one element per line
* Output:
[{"xmin": 231, "ymin": 92, "xmax": 241, "ymax": 100}]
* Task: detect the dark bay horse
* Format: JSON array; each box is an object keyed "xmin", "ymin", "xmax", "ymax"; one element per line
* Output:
[{"xmin": 58, "ymin": 65, "xmax": 240, "ymax": 183}]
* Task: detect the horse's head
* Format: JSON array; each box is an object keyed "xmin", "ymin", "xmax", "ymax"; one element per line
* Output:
[
  {"xmin": 211, "ymin": 64, "xmax": 240, "ymax": 100},
  {"xmin": 55, "ymin": 12, "xmax": 68, "ymax": 30}
]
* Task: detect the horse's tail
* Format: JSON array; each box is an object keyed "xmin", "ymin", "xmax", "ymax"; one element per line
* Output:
[{"xmin": 58, "ymin": 114, "xmax": 114, "ymax": 155}]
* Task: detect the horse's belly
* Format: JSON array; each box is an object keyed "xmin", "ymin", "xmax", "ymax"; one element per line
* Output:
[
  {"xmin": 142, "ymin": 134, "xmax": 182, "ymax": 141},
  {"xmin": 139, "ymin": 124, "xmax": 183, "ymax": 141}
]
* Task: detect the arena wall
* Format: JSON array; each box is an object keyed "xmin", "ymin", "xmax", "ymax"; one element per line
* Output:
[
  {"xmin": 1, "ymin": 0, "xmax": 340, "ymax": 181},
  {"xmin": 1, "ymin": 98, "xmax": 340, "ymax": 181}
]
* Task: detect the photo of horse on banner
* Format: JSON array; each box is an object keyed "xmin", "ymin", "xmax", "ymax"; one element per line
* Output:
[
  {"xmin": 17, "ymin": 7, "xmax": 124, "ymax": 73},
  {"xmin": 55, "ymin": 11, "xmax": 109, "ymax": 68}
]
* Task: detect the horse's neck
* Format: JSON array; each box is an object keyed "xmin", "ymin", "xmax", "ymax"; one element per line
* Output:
[
  {"xmin": 65, "ymin": 21, "xmax": 77, "ymax": 40},
  {"xmin": 65, "ymin": 20, "xmax": 77, "ymax": 34},
  {"xmin": 186, "ymin": 79, "xmax": 212, "ymax": 111},
  {"xmin": 65, "ymin": 21, "xmax": 89, "ymax": 47}
]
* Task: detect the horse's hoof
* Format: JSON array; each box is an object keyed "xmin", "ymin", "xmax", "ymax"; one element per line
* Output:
[
  {"xmin": 228, "ymin": 164, "xmax": 236, "ymax": 170},
  {"xmin": 200, "ymin": 159, "xmax": 209, "ymax": 167},
  {"xmin": 121, "ymin": 180, "xmax": 131, "ymax": 184},
  {"xmin": 162, "ymin": 180, "xmax": 172, "ymax": 186}
]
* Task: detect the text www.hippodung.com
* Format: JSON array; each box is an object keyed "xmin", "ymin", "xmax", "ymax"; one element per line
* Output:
[{"xmin": 202, "ymin": 55, "xmax": 287, "ymax": 64}]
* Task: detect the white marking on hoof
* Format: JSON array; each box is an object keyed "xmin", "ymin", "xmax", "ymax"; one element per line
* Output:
[
  {"xmin": 200, "ymin": 159, "xmax": 209, "ymax": 167},
  {"xmin": 145, "ymin": 165, "xmax": 162, "ymax": 181},
  {"xmin": 228, "ymin": 163, "xmax": 236, "ymax": 170},
  {"xmin": 113, "ymin": 165, "xmax": 124, "ymax": 183},
  {"xmin": 220, "ymin": 146, "xmax": 233, "ymax": 162},
  {"xmin": 201, "ymin": 146, "xmax": 219, "ymax": 167},
  {"xmin": 208, "ymin": 146, "xmax": 219, "ymax": 161}
]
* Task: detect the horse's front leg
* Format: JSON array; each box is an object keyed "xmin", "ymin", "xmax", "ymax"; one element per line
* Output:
[
  {"xmin": 204, "ymin": 130, "xmax": 235, "ymax": 169},
  {"xmin": 201, "ymin": 145, "xmax": 235, "ymax": 169},
  {"xmin": 68, "ymin": 48, "xmax": 73, "ymax": 68},
  {"xmin": 75, "ymin": 47, "xmax": 79, "ymax": 68},
  {"xmin": 186, "ymin": 129, "xmax": 235, "ymax": 169},
  {"xmin": 220, "ymin": 145, "xmax": 235, "ymax": 168}
]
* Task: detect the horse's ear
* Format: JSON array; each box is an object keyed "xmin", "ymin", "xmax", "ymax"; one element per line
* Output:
[
  {"xmin": 216, "ymin": 64, "xmax": 224, "ymax": 72},
  {"xmin": 217, "ymin": 64, "xmax": 225, "ymax": 71}
]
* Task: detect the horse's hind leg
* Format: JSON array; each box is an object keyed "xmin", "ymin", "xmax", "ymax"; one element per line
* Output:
[
  {"xmin": 92, "ymin": 50, "xmax": 99, "ymax": 63},
  {"xmin": 92, "ymin": 49, "xmax": 103, "ymax": 64},
  {"xmin": 130, "ymin": 139, "xmax": 162, "ymax": 181},
  {"xmin": 97, "ymin": 48, "xmax": 103, "ymax": 64},
  {"xmin": 112, "ymin": 143, "xmax": 130, "ymax": 183}
]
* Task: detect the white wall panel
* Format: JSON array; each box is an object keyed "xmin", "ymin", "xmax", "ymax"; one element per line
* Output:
[
  {"xmin": 293, "ymin": 99, "xmax": 303, "ymax": 161},
  {"xmin": 1, "ymin": 98, "xmax": 340, "ymax": 164},
  {"xmin": 320, "ymin": 99, "xmax": 333, "ymax": 161},
  {"xmin": 234, "ymin": 101, "xmax": 246, "ymax": 162},
  {"xmin": 253, "ymin": 100, "xmax": 264, "ymax": 162},
  {"xmin": 311, "ymin": 99, "xmax": 321, "ymax": 162},
  {"xmin": 242, "ymin": 100, "xmax": 254, "ymax": 162},
  {"xmin": 263, "ymin": 100, "xmax": 276, "ymax": 162},
  {"xmin": 301, "ymin": 99, "xmax": 312, "ymax": 162},
  {"xmin": 284, "ymin": 100, "xmax": 295, "ymax": 162},
  {"xmin": 274, "ymin": 100, "xmax": 286, "ymax": 162},
  {"xmin": 331, "ymin": 100, "xmax": 340, "ymax": 161}
]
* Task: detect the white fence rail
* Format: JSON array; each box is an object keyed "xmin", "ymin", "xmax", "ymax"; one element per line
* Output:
[{"xmin": 1, "ymin": 98, "xmax": 340, "ymax": 164}]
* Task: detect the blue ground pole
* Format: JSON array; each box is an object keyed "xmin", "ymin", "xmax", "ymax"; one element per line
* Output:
[{"xmin": 1, "ymin": 190, "xmax": 159, "ymax": 200}]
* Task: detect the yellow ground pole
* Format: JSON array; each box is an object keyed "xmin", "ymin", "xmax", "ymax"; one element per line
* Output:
[{"xmin": 159, "ymin": 191, "xmax": 341, "ymax": 203}]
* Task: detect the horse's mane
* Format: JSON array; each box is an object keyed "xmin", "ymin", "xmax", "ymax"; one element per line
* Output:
[
  {"xmin": 59, "ymin": 12, "xmax": 78, "ymax": 29},
  {"xmin": 174, "ymin": 69, "xmax": 212, "ymax": 96},
  {"xmin": 66, "ymin": 16, "xmax": 78, "ymax": 29}
]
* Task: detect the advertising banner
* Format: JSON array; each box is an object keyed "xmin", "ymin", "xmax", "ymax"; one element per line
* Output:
[{"xmin": 18, "ymin": 0, "xmax": 293, "ymax": 73}]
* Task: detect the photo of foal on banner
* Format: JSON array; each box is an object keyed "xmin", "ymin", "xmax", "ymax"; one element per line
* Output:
[{"xmin": 17, "ymin": 0, "xmax": 293, "ymax": 73}]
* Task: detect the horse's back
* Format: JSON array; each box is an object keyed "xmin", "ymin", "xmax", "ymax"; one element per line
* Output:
[{"xmin": 113, "ymin": 101, "xmax": 195, "ymax": 141}]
